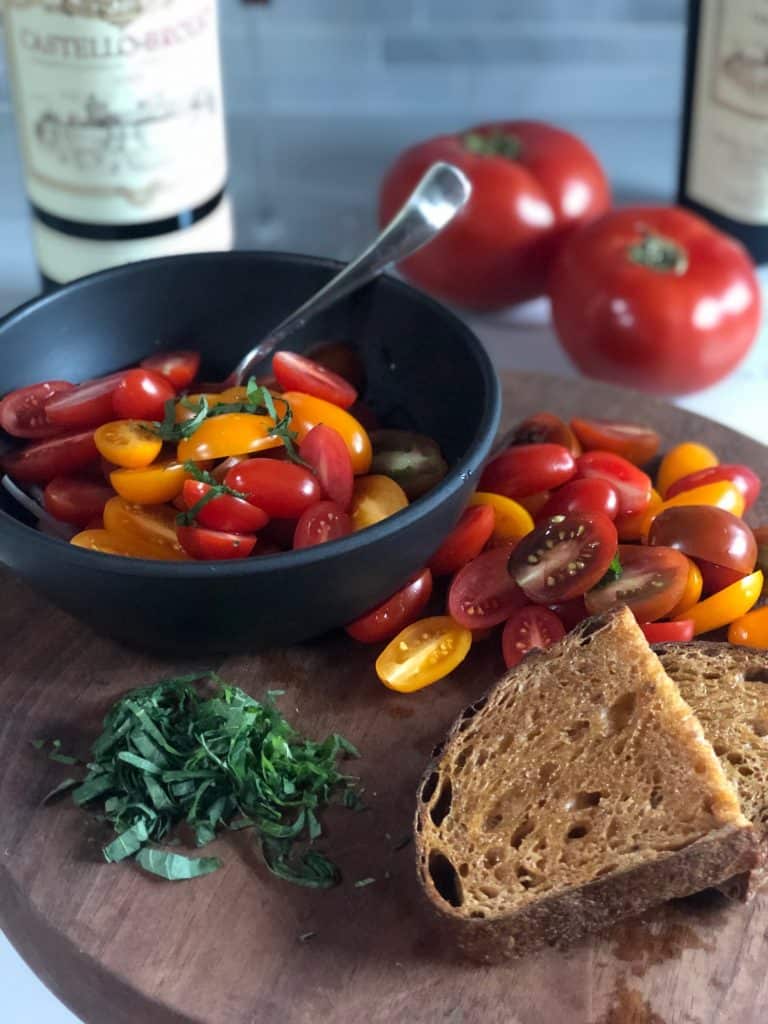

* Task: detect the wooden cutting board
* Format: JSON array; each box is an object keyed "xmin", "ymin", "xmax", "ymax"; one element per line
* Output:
[{"xmin": 2, "ymin": 372, "xmax": 768, "ymax": 1024}]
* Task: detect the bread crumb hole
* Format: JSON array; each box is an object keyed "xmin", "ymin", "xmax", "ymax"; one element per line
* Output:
[
  {"xmin": 484, "ymin": 813, "xmax": 503, "ymax": 831},
  {"xmin": 650, "ymin": 787, "xmax": 663, "ymax": 808},
  {"xmin": 726, "ymin": 751, "xmax": 744, "ymax": 766},
  {"xmin": 565, "ymin": 720, "xmax": 590, "ymax": 741},
  {"xmin": 483, "ymin": 846, "xmax": 503, "ymax": 868},
  {"xmin": 713, "ymin": 744, "xmax": 727, "ymax": 756},
  {"xmin": 566, "ymin": 823, "xmax": 590, "ymax": 840},
  {"xmin": 738, "ymin": 765, "xmax": 754, "ymax": 777},
  {"xmin": 566, "ymin": 790, "xmax": 601, "ymax": 811},
  {"xmin": 430, "ymin": 779, "xmax": 453, "ymax": 827},
  {"xmin": 607, "ymin": 692, "xmax": 636, "ymax": 733},
  {"xmin": 420, "ymin": 771, "xmax": 440, "ymax": 804},
  {"xmin": 427, "ymin": 851, "xmax": 462, "ymax": 908},
  {"xmin": 458, "ymin": 862, "xmax": 469, "ymax": 878},
  {"xmin": 469, "ymin": 911, "xmax": 485, "ymax": 919},
  {"xmin": 745, "ymin": 668, "xmax": 768, "ymax": 683},
  {"xmin": 454, "ymin": 750, "xmax": 468, "ymax": 771},
  {"xmin": 752, "ymin": 720, "xmax": 768, "ymax": 738},
  {"xmin": 510, "ymin": 817, "xmax": 534, "ymax": 848}
]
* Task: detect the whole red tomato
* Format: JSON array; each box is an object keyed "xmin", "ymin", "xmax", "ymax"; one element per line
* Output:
[
  {"xmin": 378, "ymin": 121, "xmax": 610, "ymax": 310},
  {"xmin": 549, "ymin": 206, "xmax": 760, "ymax": 394}
]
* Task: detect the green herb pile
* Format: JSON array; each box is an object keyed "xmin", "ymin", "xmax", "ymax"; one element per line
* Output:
[{"xmin": 48, "ymin": 674, "xmax": 360, "ymax": 886}]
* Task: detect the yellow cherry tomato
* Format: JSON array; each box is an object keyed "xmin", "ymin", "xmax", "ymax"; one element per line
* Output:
[
  {"xmin": 283, "ymin": 390, "xmax": 372, "ymax": 474},
  {"xmin": 177, "ymin": 412, "xmax": 283, "ymax": 462},
  {"xmin": 94, "ymin": 420, "xmax": 162, "ymax": 469},
  {"xmin": 674, "ymin": 570, "xmax": 763, "ymax": 636},
  {"xmin": 110, "ymin": 461, "xmax": 189, "ymax": 504},
  {"xmin": 657, "ymin": 442, "xmax": 718, "ymax": 497},
  {"xmin": 71, "ymin": 528, "xmax": 173, "ymax": 560},
  {"xmin": 640, "ymin": 481, "xmax": 745, "ymax": 539},
  {"xmin": 376, "ymin": 616, "xmax": 472, "ymax": 692},
  {"xmin": 102, "ymin": 496, "xmax": 189, "ymax": 560},
  {"xmin": 667, "ymin": 558, "xmax": 704, "ymax": 619},
  {"xmin": 728, "ymin": 606, "xmax": 768, "ymax": 649},
  {"xmin": 350, "ymin": 474, "xmax": 409, "ymax": 530},
  {"xmin": 468, "ymin": 491, "xmax": 534, "ymax": 544},
  {"xmin": 617, "ymin": 487, "xmax": 663, "ymax": 542}
]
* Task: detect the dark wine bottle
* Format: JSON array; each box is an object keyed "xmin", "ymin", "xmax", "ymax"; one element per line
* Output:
[{"xmin": 678, "ymin": 0, "xmax": 768, "ymax": 262}]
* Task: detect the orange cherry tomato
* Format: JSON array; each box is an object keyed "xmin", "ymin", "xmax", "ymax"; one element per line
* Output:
[
  {"xmin": 667, "ymin": 558, "xmax": 703, "ymax": 619},
  {"xmin": 177, "ymin": 413, "xmax": 283, "ymax": 462},
  {"xmin": 70, "ymin": 528, "xmax": 174, "ymax": 560},
  {"xmin": 616, "ymin": 487, "xmax": 663, "ymax": 541},
  {"xmin": 102, "ymin": 496, "xmax": 188, "ymax": 560},
  {"xmin": 174, "ymin": 387, "xmax": 259, "ymax": 423},
  {"xmin": 657, "ymin": 442, "xmax": 718, "ymax": 497},
  {"xmin": 94, "ymin": 420, "xmax": 162, "ymax": 469},
  {"xmin": 728, "ymin": 606, "xmax": 768, "ymax": 649},
  {"xmin": 350, "ymin": 474, "xmax": 409, "ymax": 530},
  {"xmin": 640, "ymin": 481, "xmax": 745, "ymax": 539},
  {"xmin": 110, "ymin": 461, "xmax": 189, "ymax": 504},
  {"xmin": 467, "ymin": 491, "xmax": 534, "ymax": 544},
  {"xmin": 375, "ymin": 616, "xmax": 472, "ymax": 692},
  {"xmin": 674, "ymin": 570, "xmax": 763, "ymax": 636},
  {"xmin": 283, "ymin": 390, "xmax": 372, "ymax": 474}
]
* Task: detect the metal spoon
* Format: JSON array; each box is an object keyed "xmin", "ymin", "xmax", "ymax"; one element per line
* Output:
[{"xmin": 229, "ymin": 161, "xmax": 471, "ymax": 385}]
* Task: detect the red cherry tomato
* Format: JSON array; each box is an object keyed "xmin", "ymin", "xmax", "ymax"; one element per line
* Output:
[
  {"xmin": 640, "ymin": 620, "xmax": 695, "ymax": 644},
  {"xmin": 536, "ymin": 477, "xmax": 619, "ymax": 522},
  {"xmin": 576, "ymin": 450, "xmax": 652, "ymax": 518},
  {"xmin": 549, "ymin": 205, "xmax": 761, "ymax": 394},
  {"xmin": 224, "ymin": 460, "xmax": 321, "ymax": 519},
  {"xmin": 505, "ymin": 412, "xmax": 582, "ymax": 457},
  {"xmin": 112, "ymin": 369, "xmax": 176, "ymax": 421},
  {"xmin": 272, "ymin": 351, "xmax": 357, "ymax": 409},
  {"xmin": 42, "ymin": 476, "xmax": 114, "ymax": 527},
  {"xmin": 45, "ymin": 372, "xmax": 125, "ymax": 430},
  {"xmin": 509, "ymin": 511, "xmax": 618, "ymax": 602},
  {"xmin": 0, "ymin": 381, "xmax": 74, "ymax": 438},
  {"xmin": 448, "ymin": 544, "xmax": 528, "ymax": 629},
  {"xmin": 569, "ymin": 418, "xmax": 660, "ymax": 466},
  {"xmin": 648, "ymin": 506, "xmax": 757, "ymax": 576},
  {"xmin": 1, "ymin": 430, "xmax": 99, "ymax": 483},
  {"xmin": 584, "ymin": 544, "xmax": 690, "ymax": 622},
  {"xmin": 428, "ymin": 505, "xmax": 495, "ymax": 576},
  {"xmin": 181, "ymin": 480, "xmax": 269, "ymax": 534},
  {"xmin": 502, "ymin": 606, "xmax": 566, "ymax": 669},
  {"xmin": 547, "ymin": 597, "xmax": 589, "ymax": 631},
  {"xmin": 293, "ymin": 500, "xmax": 353, "ymax": 549},
  {"xmin": 298, "ymin": 424, "xmax": 354, "ymax": 510},
  {"xmin": 177, "ymin": 525, "xmax": 257, "ymax": 560},
  {"xmin": 378, "ymin": 121, "xmax": 610, "ymax": 309},
  {"xmin": 345, "ymin": 568, "xmax": 433, "ymax": 643},
  {"xmin": 695, "ymin": 559, "xmax": 746, "ymax": 597},
  {"xmin": 479, "ymin": 444, "xmax": 575, "ymax": 499},
  {"xmin": 665, "ymin": 464, "xmax": 761, "ymax": 511},
  {"xmin": 140, "ymin": 350, "xmax": 201, "ymax": 390}
]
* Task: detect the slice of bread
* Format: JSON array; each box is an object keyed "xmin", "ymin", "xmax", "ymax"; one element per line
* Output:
[
  {"xmin": 656, "ymin": 641, "xmax": 768, "ymax": 900},
  {"xmin": 415, "ymin": 607, "xmax": 758, "ymax": 963}
]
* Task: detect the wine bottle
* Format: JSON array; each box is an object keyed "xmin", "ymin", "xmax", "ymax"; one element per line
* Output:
[
  {"xmin": 3, "ymin": 0, "xmax": 233, "ymax": 287},
  {"xmin": 678, "ymin": 0, "xmax": 768, "ymax": 262}
]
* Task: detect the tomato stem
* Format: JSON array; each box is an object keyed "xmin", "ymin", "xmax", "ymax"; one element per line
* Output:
[
  {"xmin": 462, "ymin": 130, "xmax": 521, "ymax": 160},
  {"xmin": 626, "ymin": 230, "xmax": 688, "ymax": 275}
]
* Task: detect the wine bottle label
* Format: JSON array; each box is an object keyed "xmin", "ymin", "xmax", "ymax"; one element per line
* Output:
[
  {"xmin": 687, "ymin": 0, "xmax": 768, "ymax": 224},
  {"xmin": 3, "ymin": 0, "xmax": 228, "ymax": 226}
]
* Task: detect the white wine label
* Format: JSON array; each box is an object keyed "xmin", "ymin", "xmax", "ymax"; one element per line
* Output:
[
  {"xmin": 687, "ymin": 0, "xmax": 768, "ymax": 223},
  {"xmin": 4, "ymin": 0, "xmax": 228, "ymax": 225}
]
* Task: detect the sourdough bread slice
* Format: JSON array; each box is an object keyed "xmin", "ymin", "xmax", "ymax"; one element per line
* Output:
[
  {"xmin": 656, "ymin": 641, "xmax": 768, "ymax": 900},
  {"xmin": 415, "ymin": 608, "xmax": 757, "ymax": 963}
]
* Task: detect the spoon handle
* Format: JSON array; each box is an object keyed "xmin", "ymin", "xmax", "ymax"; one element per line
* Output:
[{"xmin": 232, "ymin": 161, "xmax": 471, "ymax": 385}]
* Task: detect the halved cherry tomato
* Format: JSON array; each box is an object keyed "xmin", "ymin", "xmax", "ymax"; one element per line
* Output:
[
  {"xmin": 667, "ymin": 558, "xmax": 703, "ymax": 618},
  {"xmin": 728, "ymin": 606, "xmax": 768, "ymax": 649},
  {"xmin": 505, "ymin": 412, "xmax": 582, "ymax": 457},
  {"xmin": 584, "ymin": 544, "xmax": 689, "ymax": 622},
  {"xmin": 299, "ymin": 424, "xmax": 354, "ymax": 509},
  {"xmin": 501, "ymin": 606, "xmax": 566, "ymax": 669},
  {"xmin": 696, "ymin": 560, "xmax": 745, "ymax": 597},
  {"xmin": 346, "ymin": 568, "xmax": 433, "ymax": 643},
  {"xmin": 113, "ymin": 369, "xmax": 176, "ymax": 421},
  {"xmin": 448, "ymin": 544, "xmax": 528, "ymax": 628},
  {"xmin": 102, "ymin": 497, "xmax": 188, "ymax": 559},
  {"xmin": 177, "ymin": 413, "xmax": 283, "ymax": 462},
  {"xmin": 575, "ymin": 450, "xmax": 652, "ymax": 517},
  {"xmin": 1, "ymin": 430, "xmax": 98, "ymax": 483},
  {"xmin": 428, "ymin": 505, "xmax": 495, "ymax": 576},
  {"xmin": 225, "ymin": 460, "xmax": 321, "ymax": 519},
  {"xmin": 110, "ymin": 461, "xmax": 188, "ymax": 504},
  {"xmin": 467, "ymin": 491, "xmax": 533, "ymax": 544},
  {"xmin": 657, "ymin": 442, "xmax": 718, "ymax": 497},
  {"xmin": 293, "ymin": 500, "xmax": 353, "ymax": 549},
  {"xmin": 570, "ymin": 418, "xmax": 660, "ymax": 466},
  {"xmin": 640, "ymin": 481, "xmax": 745, "ymax": 538},
  {"xmin": 665, "ymin": 464, "xmax": 760, "ymax": 511},
  {"xmin": 71, "ymin": 528, "xmax": 172, "ymax": 560},
  {"xmin": 350, "ymin": 475, "xmax": 409, "ymax": 530},
  {"xmin": 536, "ymin": 477, "xmax": 619, "ymax": 522},
  {"xmin": 547, "ymin": 597, "xmax": 589, "ymax": 631},
  {"xmin": 640, "ymin": 620, "xmax": 695, "ymax": 644},
  {"xmin": 43, "ymin": 476, "xmax": 114, "ymax": 527},
  {"xmin": 94, "ymin": 420, "xmax": 162, "ymax": 469},
  {"xmin": 509, "ymin": 511, "xmax": 618, "ymax": 603},
  {"xmin": 140, "ymin": 350, "xmax": 201, "ymax": 390},
  {"xmin": 479, "ymin": 444, "xmax": 576, "ymax": 499},
  {"xmin": 283, "ymin": 391, "xmax": 372, "ymax": 474},
  {"xmin": 648, "ymin": 506, "xmax": 757, "ymax": 575},
  {"xmin": 272, "ymin": 351, "xmax": 358, "ymax": 409},
  {"xmin": 177, "ymin": 525, "xmax": 257, "ymax": 561},
  {"xmin": 181, "ymin": 480, "xmax": 269, "ymax": 534},
  {"xmin": 45, "ymin": 372, "xmax": 125, "ymax": 430},
  {"xmin": 375, "ymin": 616, "xmax": 472, "ymax": 692},
  {"xmin": 674, "ymin": 570, "xmax": 763, "ymax": 636},
  {"xmin": 0, "ymin": 381, "xmax": 74, "ymax": 438},
  {"xmin": 369, "ymin": 429, "xmax": 448, "ymax": 499},
  {"xmin": 616, "ymin": 487, "xmax": 663, "ymax": 542}
]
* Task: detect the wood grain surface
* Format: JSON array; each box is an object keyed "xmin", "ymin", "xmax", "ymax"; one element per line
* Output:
[{"xmin": 2, "ymin": 372, "xmax": 768, "ymax": 1024}]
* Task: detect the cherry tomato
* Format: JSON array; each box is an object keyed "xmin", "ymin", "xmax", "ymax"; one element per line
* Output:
[
  {"xmin": 755, "ymin": 525, "xmax": 768, "ymax": 577},
  {"xmin": 181, "ymin": 480, "xmax": 269, "ymax": 534},
  {"xmin": 1, "ymin": 430, "xmax": 98, "ymax": 483},
  {"xmin": 479, "ymin": 444, "xmax": 575, "ymax": 499},
  {"xmin": 517, "ymin": 491, "xmax": 552, "ymax": 517},
  {"xmin": 43, "ymin": 476, "xmax": 114, "ymax": 527},
  {"xmin": 211, "ymin": 455, "xmax": 249, "ymax": 484},
  {"xmin": 112, "ymin": 369, "xmax": 176, "ymax": 422},
  {"xmin": 379, "ymin": 121, "xmax": 610, "ymax": 309},
  {"xmin": 45, "ymin": 372, "xmax": 125, "ymax": 430},
  {"xmin": 140, "ymin": 350, "xmax": 201, "ymax": 390},
  {"xmin": 448, "ymin": 544, "xmax": 528, "ymax": 628},
  {"xmin": 547, "ymin": 597, "xmax": 589, "ymax": 631},
  {"xmin": 640, "ymin": 620, "xmax": 695, "ymax": 644},
  {"xmin": 657, "ymin": 442, "xmax": 719, "ymax": 497},
  {"xmin": 675, "ymin": 571, "xmax": 763, "ymax": 636},
  {"xmin": 346, "ymin": 568, "xmax": 433, "ymax": 643},
  {"xmin": 173, "ymin": 386, "xmax": 253, "ymax": 424},
  {"xmin": 71, "ymin": 528, "xmax": 173, "ymax": 560},
  {"xmin": 110, "ymin": 461, "xmax": 188, "ymax": 504},
  {"xmin": 570, "ymin": 418, "xmax": 660, "ymax": 466},
  {"xmin": 369, "ymin": 429, "xmax": 448, "ymax": 500},
  {"xmin": 375, "ymin": 615, "xmax": 472, "ymax": 692},
  {"xmin": 696, "ymin": 560, "xmax": 745, "ymax": 597},
  {"xmin": 178, "ymin": 413, "xmax": 283, "ymax": 462},
  {"xmin": 549, "ymin": 205, "xmax": 761, "ymax": 394},
  {"xmin": 299, "ymin": 424, "xmax": 354, "ymax": 509},
  {"xmin": 728, "ymin": 606, "xmax": 768, "ymax": 649},
  {"xmin": 350, "ymin": 475, "xmax": 409, "ymax": 530},
  {"xmin": 225, "ymin": 459, "xmax": 321, "ymax": 519},
  {"xmin": 502, "ymin": 606, "xmax": 566, "ymax": 669},
  {"xmin": 467, "ymin": 492, "xmax": 533, "ymax": 544},
  {"xmin": 509, "ymin": 511, "xmax": 618, "ymax": 603},
  {"xmin": 616, "ymin": 488, "xmax": 663, "ymax": 542},
  {"xmin": 102, "ymin": 497, "xmax": 188, "ymax": 559},
  {"xmin": 428, "ymin": 505, "xmax": 495, "ymax": 576},
  {"xmin": 94, "ymin": 420, "xmax": 162, "ymax": 469},
  {"xmin": 272, "ymin": 351, "xmax": 357, "ymax": 409},
  {"xmin": 575, "ymin": 450, "xmax": 652, "ymax": 518},
  {"xmin": 641, "ymin": 481, "xmax": 745, "ymax": 539},
  {"xmin": 293, "ymin": 500, "xmax": 353, "ymax": 549},
  {"xmin": 667, "ymin": 558, "xmax": 703, "ymax": 618},
  {"xmin": 648, "ymin": 506, "xmax": 757, "ymax": 575},
  {"xmin": 665, "ymin": 464, "xmax": 760, "ymax": 511},
  {"xmin": 177, "ymin": 525, "xmax": 257, "ymax": 561},
  {"xmin": 584, "ymin": 544, "xmax": 689, "ymax": 622},
  {"xmin": 283, "ymin": 391, "xmax": 372, "ymax": 475},
  {"xmin": 0, "ymin": 381, "xmax": 74, "ymax": 438},
  {"xmin": 305, "ymin": 340, "xmax": 366, "ymax": 391},
  {"xmin": 536, "ymin": 477, "xmax": 618, "ymax": 522},
  {"xmin": 505, "ymin": 412, "xmax": 581, "ymax": 458}
]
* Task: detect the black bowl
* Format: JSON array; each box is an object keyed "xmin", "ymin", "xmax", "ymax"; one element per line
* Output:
[{"xmin": 0, "ymin": 252, "xmax": 500, "ymax": 653}]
